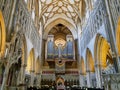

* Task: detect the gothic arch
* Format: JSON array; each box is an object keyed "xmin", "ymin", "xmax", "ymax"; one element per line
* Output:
[
  {"xmin": 94, "ymin": 34, "xmax": 113, "ymax": 69},
  {"xmin": 0, "ymin": 10, "xmax": 6, "ymax": 58},
  {"xmin": 56, "ymin": 76, "xmax": 64, "ymax": 86},
  {"xmin": 80, "ymin": 57, "xmax": 86, "ymax": 75},
  {"xmin": 43, "ymin": 18, "xmax": 77, "ymax": 40},
  {"xmin": 12, "ymin": 31, "xmax": 28, "ymax": 66},
  {"xmin": 14, "ymin": 31, "xmax": 27, "ymax": 64},
  {"xmin": 35, "ymin": 56, "xmax": 40, "ymax": 74},
  {"xmin": 116, "ymin": 17, "xmax": 120, "ymax": 56},
  {"xmin": 26, "ymin": 48, "xmax": 35, "ymax": 72},
  {"xmin": 86, "ymin": 48, "xmax": 95, "ymax": 72}
]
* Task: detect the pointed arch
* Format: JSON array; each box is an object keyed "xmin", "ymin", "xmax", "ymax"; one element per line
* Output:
[
  {"xmin": 56, "ymin": 76, "xmax": 64, "ymax": 86},
  {"xmin": 21, "ymin": 34, "xmax": 27, "ymax": 65},
  {"xmin": 86, "ymin": 48, "xmax": 95, "ymax": 72},
  {"xmin": 80, "ymin": 57, "xmax": 86, "ymax": 75},
  {"xmin": 26, "ymin": 48, "xmax": 35, "ymax": 72},
  {"xmin": 43, "ymin": 18, "xmax": 77, "ymax": 40},
  {"xmin": 0, "ymin": 10, "xmax": 6, "ymax": 58},
  {"xmin": 94, "ymin": 34, "xmax": 113, "ymax": 69}
]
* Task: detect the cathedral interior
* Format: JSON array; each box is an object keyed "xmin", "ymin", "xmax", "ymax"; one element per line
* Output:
[{"xmin": 0, "ymin": 0, "xmax": 120, "ymax": 90}]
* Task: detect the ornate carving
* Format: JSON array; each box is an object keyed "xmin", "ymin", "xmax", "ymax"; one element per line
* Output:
[
  {"xmin": 80, "ymin": 0, "xmax": 106, "ymax": 52},
  {"xmin": 102, "ymin": 74, "xmax": 120, "ymax": 90}
]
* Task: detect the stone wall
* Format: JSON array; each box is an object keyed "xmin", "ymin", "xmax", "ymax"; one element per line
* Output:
[
  {"xmin": 0, "ymin": 0, "xmax": 41, "ymax": 55},
  {"xmin": 16, "ymin": 0, "xmax": 41, "ymax": 55},
  {"xmin": 80, "ymin": 0, "xmax": 107, "ymax": 52},
  {"xmin": 102, "ymin": 74, "xmax": 120, "ymax": 90},
  {"xmin": 0, "ymin": 0, "xmax": 13, "ymax": 27},
  {"xmin": 108, "ymin": 0, "xmax": 120, "ymax": 31}
]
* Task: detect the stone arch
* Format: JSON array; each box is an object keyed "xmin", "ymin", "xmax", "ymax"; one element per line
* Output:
[
  {"xmin": 86, "ymin": 48, "xmax": 95, "ymax": 72},
  {"xmin": 13, "ymin": 33, "xmax": 28, "ymax": 85},
  {"xmin": 14, "ymin": 32, "xmax": 28, "ymax": 65},
  {"xmin": 116, "ymin": 17, "xmax": 120, "ymax": 56},
  {"xmin": 0, "ymin": 10, "xmax": 6, "ymax": 58},
  {"xmin": 26, "ymin": 48, "xmax": 35, "ymax": 72},
  {"xmin": 43, "ymin": 18, "xmax": 77, "ymax": 40},
  {"xmin": 35, "ymin": 56, "xmax": 40, "ymax": 74},
  {"xmin": 80, "ymin": 57, "xmax": 86, "ymax": 75},
  {"xmin": 56, "ymin": 76, "xmax": 64, "ymax": 86},
  {"xmin": 94, "ymin": 34, "xmax": 113, "ymax": 69}
]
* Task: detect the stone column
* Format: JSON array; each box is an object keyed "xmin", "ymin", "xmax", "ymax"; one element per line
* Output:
[
  {"xmin": 36, "ymin": 73, "xmax": 40, "ymax": 88},
  {"xmin": 86, "ymin": 70, "xmax": 92, "ymax": 87},
  {"xmin": 20, "ymin": 64, "xmax": 27, "ymax": 84},
  {"xmin": 79, "ymin": 73, "xmax": 86, "ymax": 87},
  {"xmin": 30, "ymin": 70, "xmax": 35, "ymax": 87},
  {"xmin": 7, "ymin": 0, "xmax": 17, "ymax": 41},
  {"xmin": 74, "ymin": 39, "xmax": 78, "ymax": 60},
  {"xmin": 1, "ymin": 63, "xmax": 10, "ymax": 90},
  {"xmin": 42, "ymin": 39, "xmax": 46, "ymax": 65},
  {"xmin": 17, "ymin": 64, "xmax": 27, "ymax": 90},
  {"xmin": 39, "ymin": 71, "xmax": 42, "ymax": 88},
  {"xmin": 95, "ymin": 64, "xmax": 102, "ymax": 88}
]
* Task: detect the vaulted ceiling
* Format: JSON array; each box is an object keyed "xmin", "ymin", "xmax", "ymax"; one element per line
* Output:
[
  {"xmin": 39, "ymin": 0, "xmax": 81, "ymax": 25},
  {"xmin": 31, "ymin": 0, "xmax": 87, "ymax": 27},
  {"xmin": 26, "ymin": 0, "xmax": 87, "ymax": 39}
]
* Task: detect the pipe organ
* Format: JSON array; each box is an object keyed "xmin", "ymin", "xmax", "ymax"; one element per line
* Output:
[
  {"xmin": 47, "ymin": 35, "xmax": 54, "ymax": 59},
  {"xmin": 66, "ymin": 35, "xmax": 74, "ymax": 59},
  {"xmin": 46, "ymin": 35, "xmax": 74, "ymax": 60}
]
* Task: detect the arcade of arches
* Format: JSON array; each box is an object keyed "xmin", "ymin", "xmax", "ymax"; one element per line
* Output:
[{"xmin": 0, "ymin": 0, "xmax": 120, "ymax": 90}]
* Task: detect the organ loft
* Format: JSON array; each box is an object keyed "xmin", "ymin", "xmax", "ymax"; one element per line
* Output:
[{"xmin": 0, "ymin": 0, "xmax": 120, "ymax": 90}]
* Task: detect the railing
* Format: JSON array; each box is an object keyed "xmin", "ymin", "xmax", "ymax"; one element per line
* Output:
[
  {"xmin": 80, "ymin": 0, "xmax": 106, "ymax": 52},
  {"xmin": 102, "ymin": 73, "xmax": 120, "ymax": 90}
]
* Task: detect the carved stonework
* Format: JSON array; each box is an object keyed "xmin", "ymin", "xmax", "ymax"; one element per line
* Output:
[{"xmin": 102, "ymin": 74, "xmax": 120, "ymax": 90}]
